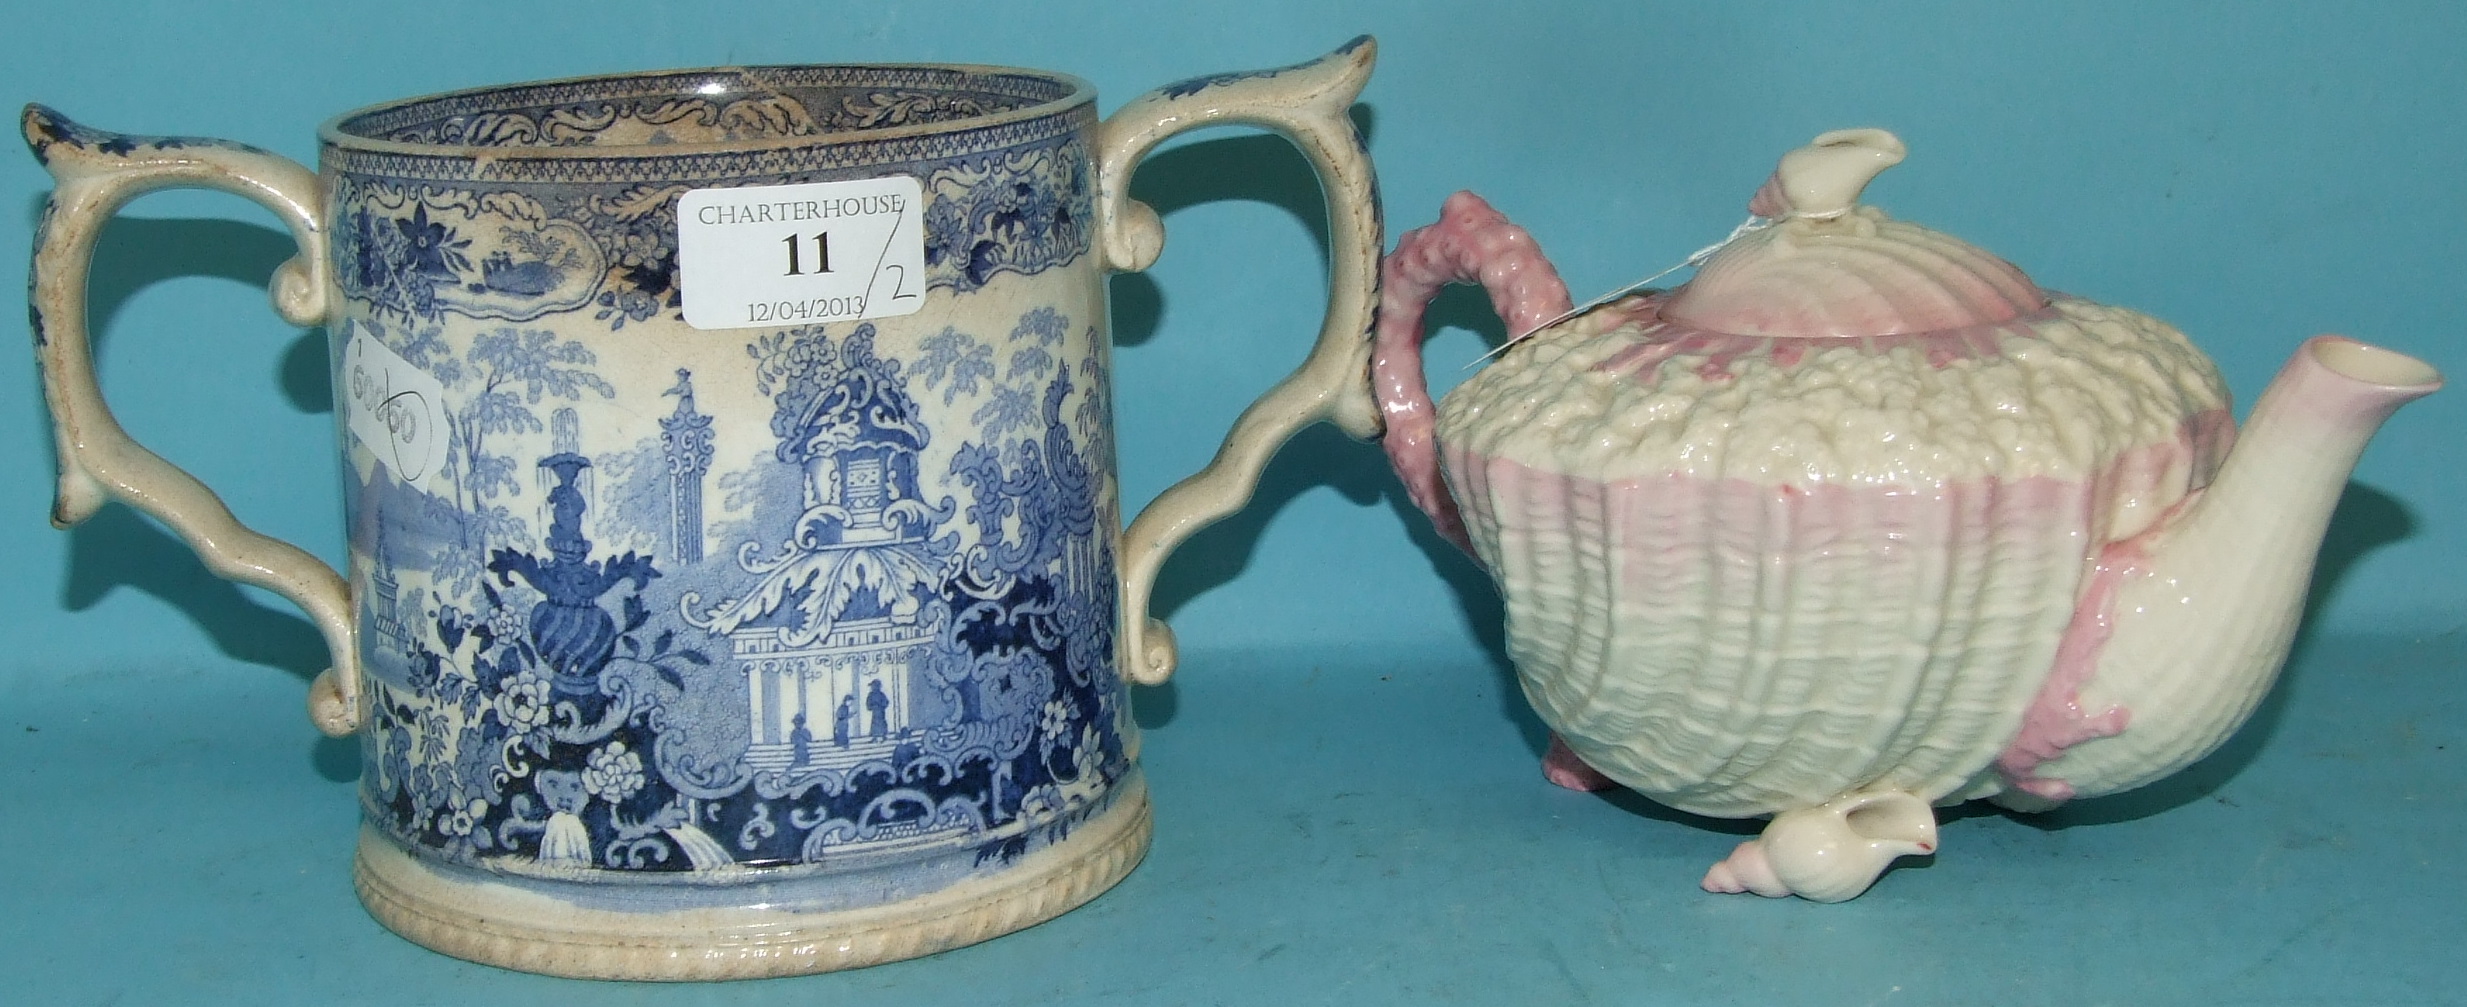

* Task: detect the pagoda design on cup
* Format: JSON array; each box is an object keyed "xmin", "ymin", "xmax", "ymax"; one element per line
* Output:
[
  {"xmin": 24, "ymin": 38, "xmax": 1386, "ymax": 979},
  {"xmin": 684, "ymin": 329, "xmax": 950, "ymax": 776}
]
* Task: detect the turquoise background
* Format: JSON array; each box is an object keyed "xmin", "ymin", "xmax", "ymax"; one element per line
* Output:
[{"xmin": 3, "ymin": 1, "xmax": 2463, "ymax": 1003}]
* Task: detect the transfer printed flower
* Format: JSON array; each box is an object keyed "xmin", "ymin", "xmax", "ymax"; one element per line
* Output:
[
  {"xmin": 493, "ymin": 670, "xmax": 554, "ymax": 732},
  {"xmin": 396, "ymin": 205, "xmax": 470, "ymax": 279},
  {"xmin": 485, "ymin": 602, "xmax": 526, "ymax": 645},
  {"xmin": 441, "ymin": 797, "xmax": 489, "ymax": 838},
  {"xmin": 582, "ymin": 741, "xmax": 646, "ymax": 804}
]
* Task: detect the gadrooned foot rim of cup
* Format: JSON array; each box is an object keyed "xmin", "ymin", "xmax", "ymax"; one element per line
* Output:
[{"xmin": 354, "ymin": 780, "xmax": 1152, "ymax": 981}]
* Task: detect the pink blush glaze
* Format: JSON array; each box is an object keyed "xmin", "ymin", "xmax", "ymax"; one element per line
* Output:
[
  {"xmin": 1454, "ymin": 449, "xmax": 2105, "ymax": 807},
  {"xmin": 1992, "ymin": 540, "xmax": 2143, "ymax": 802},
  {"xmin": 1450, "ymin": 408, "xmax": 2231, "ymax": 810},
  {"xmin": 1662, "ymin": 198, "xmax": 2048, "ymax": 340},
  {"xmin": 1373, "ymin": 192, "xmax": 1573, "ymax": 553},
  {"xmin": 1584, "ymin": 294, "xmax": 2057, "ymax": 382},
  {"xmin": 1542, "ymin": 733, "xmax": 1617, "ymax": 792},
  {"xmin": 1992, "ymin": 412, "xmax": 2234, "ymax": 802}
]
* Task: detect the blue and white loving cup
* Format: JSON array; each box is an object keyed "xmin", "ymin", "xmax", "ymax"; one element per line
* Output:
[{"xmin": 25, "ymin": 38, "xmax": 1381, "ymax": 980}]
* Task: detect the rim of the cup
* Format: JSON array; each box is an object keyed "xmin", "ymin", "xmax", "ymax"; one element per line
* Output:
[{"xmin": 315, "ymin": 62, "xmax": 1098, "ymax": 160}]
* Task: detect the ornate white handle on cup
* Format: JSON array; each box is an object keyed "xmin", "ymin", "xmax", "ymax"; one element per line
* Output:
[
  {"xmin": 23, "ymin": 106, "xmax": 361, "ymax": 736},
  {"xmin": 1095, "ymin": 38, "xmax": 1385, "ymax": 686}
]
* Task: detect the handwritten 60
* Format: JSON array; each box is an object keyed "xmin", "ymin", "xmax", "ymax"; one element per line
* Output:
[{"xmin": 348, "ymin": 358, "xmax": 439, "ymax": 480}]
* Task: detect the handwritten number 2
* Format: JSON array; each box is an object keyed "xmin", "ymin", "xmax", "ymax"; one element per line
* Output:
[{"xmin": 782, "ymin": 232, "xmax": 832, "ymax": 276}]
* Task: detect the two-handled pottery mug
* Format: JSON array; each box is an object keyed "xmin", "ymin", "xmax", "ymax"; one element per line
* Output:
[{"xmin": 25, "ymin": 38, "xmax": 1382, "ymax": 980}]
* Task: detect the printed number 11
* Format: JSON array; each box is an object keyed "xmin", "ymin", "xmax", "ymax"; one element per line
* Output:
[{"xmin": 783, "ymin": 233, "xmax": 831, "ymax": 275}]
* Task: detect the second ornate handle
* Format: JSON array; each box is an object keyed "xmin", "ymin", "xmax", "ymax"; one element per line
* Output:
[
  {"xmin": 23, "ymin": 106, "xmax": 361, "ymax": 735},
  {"xmin": 1096, "ymin": 38, "xmax": 1384, "ymax": 685}
]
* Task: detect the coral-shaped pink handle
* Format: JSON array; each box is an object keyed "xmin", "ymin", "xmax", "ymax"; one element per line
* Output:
[{"xmin": 1372, "ymin": 192, "xmax": 1571, "ymax": 553}]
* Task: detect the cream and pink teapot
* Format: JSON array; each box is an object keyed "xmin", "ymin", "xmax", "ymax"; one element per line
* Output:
[{"xmin": 1371, "ymin": 129, "xmax": 2441, "ymax": 901}]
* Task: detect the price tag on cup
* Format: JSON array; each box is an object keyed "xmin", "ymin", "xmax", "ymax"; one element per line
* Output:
[
  {"xmin": 676, "ymin": 176, "xmax": 929, "ymax": 330},
  {"xmin": 340, "ymin": 319, "xmax": 452, "ymax": 491}
]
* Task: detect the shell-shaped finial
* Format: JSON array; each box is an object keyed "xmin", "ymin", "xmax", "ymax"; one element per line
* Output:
[{"xmin": 1747, "ymin": 128, "xmax": 1907, "ymax": 219}]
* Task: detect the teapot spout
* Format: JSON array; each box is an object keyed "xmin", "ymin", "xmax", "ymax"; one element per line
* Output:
[{"xmin": 2001, "ymin": 336, "xmax": 2440, "ymax": 804}]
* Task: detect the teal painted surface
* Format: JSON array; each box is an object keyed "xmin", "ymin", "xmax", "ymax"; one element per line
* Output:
[
  {"xmin": 4, "ymin": 0, "xmax": 2464, "ymax": 1000},
  {"xmin": 8, "ymin": 637, "xmax": 2465, "ymax": 1003}
]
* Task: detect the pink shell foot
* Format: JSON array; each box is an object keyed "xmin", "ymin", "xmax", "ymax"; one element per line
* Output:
[{"xmin": 1542, "ymin": 734, "xmax": 1617, "ymax": 792}]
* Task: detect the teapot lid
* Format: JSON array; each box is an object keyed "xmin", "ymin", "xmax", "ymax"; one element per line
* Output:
[{"xmin": 1661, "ymin": 129, "xmax": 2048, "ymax": 338}]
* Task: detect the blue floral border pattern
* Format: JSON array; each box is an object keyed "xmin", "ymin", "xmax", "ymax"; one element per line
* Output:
[
  {"xmin": 341, "ymin": 66, "xmax": 1073, "ymax": 146},
  {"xmin": 330, "ymin": 133, "xmax": 1093, "ymax": 330},
  {"xmin": 371, "ymin": 88, "xmax": 1042, "ymax": 149}
]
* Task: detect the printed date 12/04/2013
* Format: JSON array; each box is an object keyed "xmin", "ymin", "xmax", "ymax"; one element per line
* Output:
[{"xmin": 748, "ymin": 295, "xmax": 869, "ymax": 323}]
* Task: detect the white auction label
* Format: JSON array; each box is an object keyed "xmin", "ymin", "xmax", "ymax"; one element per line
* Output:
[
  {"xmin": 340, "ymin": 320, "xmax": 452, "ymax": 489},
  {"xmin": 676, "ymin": 175, "xmax": 928, "ymax": 330}
]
